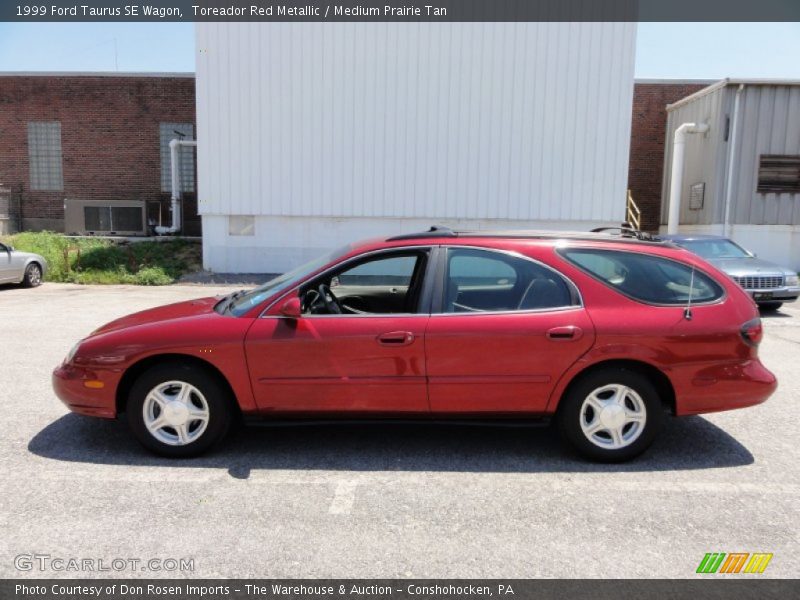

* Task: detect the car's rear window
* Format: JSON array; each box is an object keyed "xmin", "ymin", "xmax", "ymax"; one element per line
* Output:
[{"xmin": 559, "ymin": 248, "xmax": 724, "ymax": 305}]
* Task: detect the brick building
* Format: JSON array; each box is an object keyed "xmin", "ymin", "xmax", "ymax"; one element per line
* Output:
[
  {"xmin": 0, "ymin": 73, "xmax": 198, "ymax": 235},
  {"xmin": 627, "ymin": 79, "xmax": 713, "ymax": 231}
]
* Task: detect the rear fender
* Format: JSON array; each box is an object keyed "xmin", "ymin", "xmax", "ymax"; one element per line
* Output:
[{"xmin": 545, "ymin": 344, "xmax": 671, "ymax": 413}]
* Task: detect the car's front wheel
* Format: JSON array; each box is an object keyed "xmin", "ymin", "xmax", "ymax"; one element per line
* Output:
[
  {"xmin": 557, "ymin": 368, "xmax": 665, "ymax": 462},
  {"xmin": 21, "ymin": 263, "xmax": 42, "ymax": 287},
  {"xmin": 127, "ymin": 363, "xmax": 234, "ymax": 457}
]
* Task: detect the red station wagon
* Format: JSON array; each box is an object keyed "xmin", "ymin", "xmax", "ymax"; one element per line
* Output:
[{"xmin": 53, "ymin": 228, "xmax": 777, "ymax": 462}]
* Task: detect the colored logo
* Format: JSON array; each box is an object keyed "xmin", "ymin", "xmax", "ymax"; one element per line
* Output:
[{"xmin": 696, "ymin": 553, "xmax": 773, "ymax": 574}]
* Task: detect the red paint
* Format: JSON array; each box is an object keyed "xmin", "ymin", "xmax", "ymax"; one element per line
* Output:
[{"xmin": 53, "ymin": 235, "xmax": 777, "ymax": 422}]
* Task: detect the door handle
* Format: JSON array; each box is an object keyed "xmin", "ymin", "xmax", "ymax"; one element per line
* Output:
[
  {"xmin": 546, "ymin": 326, "xmax": 582, "ymax": 341},
  {"xmin": 377, "ymin": 331, "xmax": 415, "ymax": 346}
]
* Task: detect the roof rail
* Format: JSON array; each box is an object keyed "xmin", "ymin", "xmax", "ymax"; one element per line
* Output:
[
  {"xmin": 385, "ymin": 225, "xmax": 665, "ymax": 244},
  {"xmin": 387, "ymin": 226, "xmax": 457, "ymax": 241}
]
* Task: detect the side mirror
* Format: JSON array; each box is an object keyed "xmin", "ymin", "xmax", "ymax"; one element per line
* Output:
[{"xmin": 278, "ymin": 296, "xmax": 302, "ymax": 319}]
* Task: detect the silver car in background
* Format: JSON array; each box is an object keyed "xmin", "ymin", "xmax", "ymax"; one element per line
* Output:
[
  {"xmin": 0, "ymin": 242, "xmax": 47, "ymax": 287},
  {"xmin": 663, "ymin": 234, "xmax": 799, "ymax": 310}
]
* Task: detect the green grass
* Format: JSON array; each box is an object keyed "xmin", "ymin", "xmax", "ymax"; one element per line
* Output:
[{"xmin": 0, "ymin": 231, "xmax": 201, "ymax": 285}]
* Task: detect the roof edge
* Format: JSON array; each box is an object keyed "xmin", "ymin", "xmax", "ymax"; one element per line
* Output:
[
  {"xmin": 0, "ymin": 71, "xmax": 195, "ymax": 78},
  {"xmin": 635, "ymin": 78, "xmax": 716, "ymax": 85},
  {"xmin": 667, "ymin": 78, "xmax": 800, "ymax": 112}
]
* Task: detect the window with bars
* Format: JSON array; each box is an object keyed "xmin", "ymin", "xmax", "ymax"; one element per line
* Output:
[
  {"xmin": 757, "ymin": 155, "xmax": 800, "ymax": 194},
  {"xmin": 27, "ymin": 122, "xmax": 64, "ymax": 191},
  {"xmin": 159, "ymin": 123, "xmax": 195, "ymax": 193}
]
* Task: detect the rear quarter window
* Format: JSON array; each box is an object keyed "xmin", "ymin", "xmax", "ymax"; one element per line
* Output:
[{"xmin": 560, "ymin": 248, "xmax": 724, "ymax": 305}]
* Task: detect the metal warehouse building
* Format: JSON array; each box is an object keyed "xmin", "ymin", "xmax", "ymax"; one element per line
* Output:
[
  {"xmin": 662, "ymin": 79, "xmax": 800, "ymax": 270},
  {"xmin": 195, "ymin": 23, "xmax": 636, "ymax": 273}
]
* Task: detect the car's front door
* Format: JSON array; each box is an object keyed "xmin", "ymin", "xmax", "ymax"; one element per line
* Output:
[
  {"xmin": 425, "ymin": 246, "xmax": 595, "ymax": 414},
  {"xmin": 245, "ymin": 248, "xmax": 433, "ymax": 414}
]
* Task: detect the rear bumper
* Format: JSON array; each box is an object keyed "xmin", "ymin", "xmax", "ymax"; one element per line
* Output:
[
  {"xmin": 52, "ymin": 363, "xmax": 118, "ymax": 419},
  {"xmin": 674, "ymin": 359, "xmax": 777, "ymax": 416}
]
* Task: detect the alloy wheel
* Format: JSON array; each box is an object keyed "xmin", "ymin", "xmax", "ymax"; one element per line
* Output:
[
  {"xmin": 579, "ymin": 383, "xmax": 647, "ymax": 450},
  {"xmin": 27, "ymin": 265, "xmax": 41, "ymax": 286},
  {"xmin": 142, "ymin": 380, "xmax": 210, "ymax": 446}
]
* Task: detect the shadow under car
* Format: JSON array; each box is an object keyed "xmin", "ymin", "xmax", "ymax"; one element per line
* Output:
[{"xmin": 28, "ymin": 413, "xmax": 754, "ymax": 479}]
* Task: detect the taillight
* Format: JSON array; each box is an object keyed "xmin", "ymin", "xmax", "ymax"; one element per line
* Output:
[{"xmin": 741, "ymin": 318, "xmax": 763, "ymax": 347}]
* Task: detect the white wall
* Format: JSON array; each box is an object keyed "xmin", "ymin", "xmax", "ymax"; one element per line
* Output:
[{"xmin": 196, "ymin": 22, "xmax": 637, "ymax": 272}]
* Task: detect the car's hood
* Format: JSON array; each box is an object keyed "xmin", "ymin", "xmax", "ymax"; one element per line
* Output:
[
  {"xmin": 704, "ymin": 257, "xmax": 789, "ymax": 277},
  {"xmin": 12, "ymin": 250, "xmax": 46, "ymax": 262},
  {"xmin": 90, "ymin": 296, "xmax": 221, "ymax": 336}
]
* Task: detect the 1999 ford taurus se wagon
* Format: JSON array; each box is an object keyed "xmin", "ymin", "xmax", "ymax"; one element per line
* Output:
[{"xmin": 53, "ymin": 228, "xmax": 776, "ymax": 462}]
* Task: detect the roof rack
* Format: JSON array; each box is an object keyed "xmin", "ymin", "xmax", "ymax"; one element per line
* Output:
[
  {"xmin": 387, "ymin": 225, "xmax": 664, "ymax": 244},
  {"xmin": 589, "ymin": 226, "xmax": 661, "ymax": 242},
  {"xmin": 387, "ymin": 226, "xmax": 457, "ymax": 241}
]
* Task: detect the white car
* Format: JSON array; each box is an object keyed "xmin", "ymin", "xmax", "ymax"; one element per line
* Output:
[{"xmin": 0, "ymin": 241, "xmax": 47, "ymax": 287}]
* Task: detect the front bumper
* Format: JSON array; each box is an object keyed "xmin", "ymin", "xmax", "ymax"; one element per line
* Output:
[{"xmin": 52, "ymin": 363, "xmax": 118, "ymax": 419}]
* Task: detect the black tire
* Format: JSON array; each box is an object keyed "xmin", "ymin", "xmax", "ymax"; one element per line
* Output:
[
  {"xmin": 21, "ymin": 262, "xmax": 42, "ymax": 288},
  {"xmin": 126, "ymin": 362, "xmax": 234, "ymax": 458},
  {"xmin": 758, "ymin": 301, "xmax": 783, "ymax": 311},
  {"xmin": 557, "ymin": 367, "xmax": 665, "ymax": 462}
]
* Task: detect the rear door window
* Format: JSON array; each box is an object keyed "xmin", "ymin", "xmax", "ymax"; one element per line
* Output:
[
  {"xmin": 560, "ymin": 248, "xmax": 724, "ymax": 305},
  {"xmin": 442, "ymin": 248, "xmax": 576, "ymax": 313}
]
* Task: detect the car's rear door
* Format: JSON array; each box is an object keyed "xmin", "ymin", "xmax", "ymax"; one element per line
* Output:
[
  {"xmin": 244, "ymin": 248, "xmax": 434, "ymax": 414},
  {"xmin": 425, "ymin": 246, "xmax": 595, "ymax": 414}
]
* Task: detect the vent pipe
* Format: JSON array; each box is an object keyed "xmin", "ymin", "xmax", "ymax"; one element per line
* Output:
[
  {"xmin": 723, "ymin": 84, "xmax": 745, "ymax": 238},
  {"xmin": 155, "ymin": 138, "xmax": 197, "ymax": 235},
  {"xmin": 667, "ymin": 122, "xmax": 709, "ymax": 235}
]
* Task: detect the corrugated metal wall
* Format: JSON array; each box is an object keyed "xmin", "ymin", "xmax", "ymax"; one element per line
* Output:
[
  {"xmin": 196, "ymin": 22, "xmax": 636, "ymax": 223},
  {"xmin": 662, "ymin": 83, "xmax": 800, "ymax": 227},
  {"xmin": 731, "ymin": 85, "xmax": 800, "ymax": 226},
  {"xmin": 661, "ymin": 85, "xmax": 726, "ymax": 225}
]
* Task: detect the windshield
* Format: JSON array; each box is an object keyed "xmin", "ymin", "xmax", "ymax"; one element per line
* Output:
[
  {"xmin": 677, "ymin": 239, "xmax": 751, "ymax": 260},
  {"xmin": 226, "ymin": 245, "xmax": 353, "ymax": 316}
]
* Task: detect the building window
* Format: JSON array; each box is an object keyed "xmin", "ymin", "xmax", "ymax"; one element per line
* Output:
[
  {"xmin": 757, "ymin": 155, "xmax": 800, "ymax": 194},
  {"xmin": 27, "ymin": 122, "xmax": 63, "ymax": 191},
  {"xmin": 160, "ymin": 123, "xmax": 195, "ymax": 193},
  {"xmin": 229, "ymin": 216, "xmax": 255, "ymax": 236}
]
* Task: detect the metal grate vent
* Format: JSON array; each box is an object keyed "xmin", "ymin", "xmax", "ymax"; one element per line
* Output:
[{"xmin": 732, "ymin": 275, "xmax": 784, "ymax": 290}]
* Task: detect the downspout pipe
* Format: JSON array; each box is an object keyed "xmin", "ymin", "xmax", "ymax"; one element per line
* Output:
[
  {"xmin": 723, "ymin": 84, "xmax": 745, "ymax": 238},
  {"xmin": 156, "ymin": 138, "xmax": 197, "ymax": 235},
  {"xmin": 667, "ymin": 122, "xmax": 709, "ymax": 235}
]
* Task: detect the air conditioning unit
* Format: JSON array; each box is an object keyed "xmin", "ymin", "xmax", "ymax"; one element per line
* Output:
[{"xmin": 64, "ymin": 199, "xmax": 146, "ymax": 236}]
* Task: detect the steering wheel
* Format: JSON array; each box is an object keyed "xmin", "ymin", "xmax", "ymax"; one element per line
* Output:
[{"xmin": 318, "ymin": 283, "xmax": 343, "ymax": 314}]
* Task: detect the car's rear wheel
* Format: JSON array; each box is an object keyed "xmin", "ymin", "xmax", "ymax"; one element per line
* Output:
[
  {"xmin": 558, "ymin": 368, "xmax": 664, "ymax": 462},
  {"xmin": 21, "ymin": 263, "xmax": 42, "ymax": 287},
  {"xmin": 127, "ymin": 363, "xmax": 233, "ymax": 458},
  {"xmin": 758, "ymin": 301, "xmax": 783, "ymax": 311}
]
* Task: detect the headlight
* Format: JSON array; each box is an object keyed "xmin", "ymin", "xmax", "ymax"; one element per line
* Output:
[
  {"xmin": 786, "ymin": 274, "xmax": 799, "ymax": 287},
  {"xmin": 65, "ymin": 341, "xmax": 82, "ymax": 364}
]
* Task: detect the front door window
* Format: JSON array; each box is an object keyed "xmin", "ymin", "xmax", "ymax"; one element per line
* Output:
[{"xmin": 301, "ymin": 251, "xmax": 428, "ymax": 315}]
